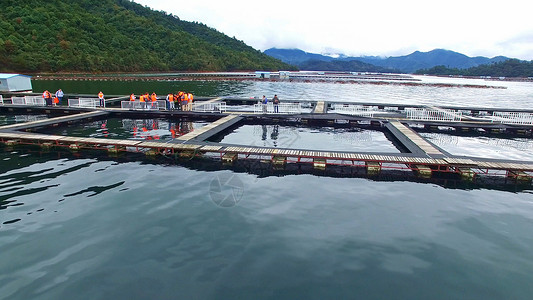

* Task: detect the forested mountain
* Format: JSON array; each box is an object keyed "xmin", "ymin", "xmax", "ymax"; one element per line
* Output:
[
  {"xmin": 359, "ymin": 49, "xmax": 509, "ymax": 73},
  {"xmin": 415, "ymin": 59, "xmax": 533, "ymax": 77},
  {"xmin": 264, "ymin": 48, "xmax": 337, "ymax": 65},
  {"xmin": 265, "ymin": 48, "xmax": 510, "ymax": 73},
  {"xmin": 0, "ymin": 0, "xmax": 293, "ymax": 72},
  {"xmin": 298, "ymin": 59, "xmax": 400, "ymax": 73}
]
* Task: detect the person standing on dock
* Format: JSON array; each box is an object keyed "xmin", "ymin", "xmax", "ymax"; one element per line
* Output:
[
  {"xmin": 166, "ymin": 93, "xmax": 174, "ymax": 110},
  {"xmin": 177, "ymin": 91, "xmax": 184, "ymax": 111},
  {"xmin": 98, "ymin": 91, "xmax": 105, "ymax": 107},
  {"xmin": 174, "ymin": 93, "xmax": 181, "ymax": 110},
  {"xmin": 273, "ymin": 94, "xmax": 280, "ymax": 113},
  {"xmin": 139, "ymin": 93, "xmax": 146, "ymax": 109},
  {"xmin": 182, "ymin": 92, "xmax": 189, "ymax": 111},
  {"xmin": 55, "ymin": 89, "xmax": 64, "ymax": 106},
  {"xmin": 187, "ymin": 93, "xmax": 194, "ymax": 111},
  {"xmin": 150, "ymin": 92, "xmax": 157, "ymax": 109},
  {"xmin": 143, "ymin": 92, "xmax": 149, "ymax": 109},
  {"xmin": 42, "ymin": 90, "xmax": 52, "ymax": 106},
  {"xmin": 262, "ymin": 95, "xmax": 268, "ymax": 113}
]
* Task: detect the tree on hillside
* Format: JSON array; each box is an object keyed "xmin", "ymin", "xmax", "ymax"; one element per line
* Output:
[
  {"xmin": 415, "ymin": 59, "xmax": 533, "ymax": 77},
  {"xmin": 0, "ymin": 0, "xmax": 295, "ymax": 72}
]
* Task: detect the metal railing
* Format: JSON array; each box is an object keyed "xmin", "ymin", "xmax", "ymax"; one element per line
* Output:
[
  {"xmin": 10, "ymin": 96, "xmax": 46, "ymax": 106},
  {"xmin": 68, "ymin": 98, "xmax": 101, "ymax": 108},
  {"xmin": 25, "ymin": 96, "xmax": 46, "ymax": 106},
  {"xmin": 121, "ymin": 100, "xmax": 167, "ymax": 110},
  {"xmin": 11, "ymin": 97, "xmax": 25, "ymax": 105},
  {"xmin": 491, "ymin": 112, "xmax": 533, "ymax": 125},
  {"xmin": 333, "ymin": 104, "xmax": 376, "ymax": 117},
  {"xmin": 253, "ymin": 103, "xmax": 302, "ymax": 114},
  {"xmin": 405, "ymin": 108, "xmax": 462, "ymax": 121},
  {"xmin": 192, "ymin": 102, "xmax": 227, "ymax": 113}
]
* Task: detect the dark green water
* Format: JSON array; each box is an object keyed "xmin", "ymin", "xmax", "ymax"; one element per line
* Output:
[
  {"xmin": 2, "ymin": 78, "xmax": 533, "ymax": 299},
  {"xmin": 213, "ymin": 125, "xmax": 400, "ymax": 152},
  {"xmin": 32, "ymin": 80, "xmax": 252, "ymax": 97},
  {"xmin": 40, "ymin": 118, "xmax": 208, "ymax": 141},
  {"xmin": 1, "ymin": 150, "xmax": 533, "ymax": 299}
]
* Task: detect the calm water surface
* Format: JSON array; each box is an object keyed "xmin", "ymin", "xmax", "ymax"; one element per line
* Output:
[
  {"xmin": 420, "ymin": 132, "xmax": 533, "ymax": 161},
  {"xmin": 2, "ymin": 77, "xmax": 533, "ymax": 299},
  {"xmin": 214, "ymin": 125, "xmax": 400, "ymax": 153},
  {"xmin": 1, "ymin": 151, "xmax": 533, "ymax": 299},
  {"xmin": 0, "ymin": 114, "xmax": 47, "ymax": 126},
  {"xmin": 32, "ymin": 75, "xmax": 533, "ymax": 109},
  {"xmin": 40, "ymin": 118, "xmax": 208, "ymax": 141}
]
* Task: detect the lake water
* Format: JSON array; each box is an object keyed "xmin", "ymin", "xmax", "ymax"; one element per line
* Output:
[
  {"xmin": 213, "ymin": 125, "xmax": 400, "ymax": 153},
  {"xmin": 40, "ymin": 118, "xmax": 209, "ymax": 141},
  {"xmin": 0, "ymin": 114, "xmax": 48, "ymax": 126},
  {"xmin": 420, "ymin": 132, "xmax": 533, "ymax": 161},
  {"xmin": 2, "ymin": 76, "xmax": 533, "ymax": 299}
]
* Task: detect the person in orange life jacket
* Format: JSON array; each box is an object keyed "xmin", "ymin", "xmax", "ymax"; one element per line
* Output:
[
  {"xmin": 42, "ymin": 90, "xmax": 52, "ymax": 106},
  {"xmin": 177, "ymin": 91, "xmax": 184, "ymax": 111},
  {"xmin": 184, "ymin": 93, "xmax": 191, "ymax": 111},
  {"xmin": 150, "ymin": 92, "xmax": 157, "ymax": 109},
  {"xmin": 166, "ymin": 93, "xmax": 174, "ymax": 110},
  {"xmin": 98, "ymin": 91, "xmax": 105, "ymax": 107},
  {"xmin": 139, "ymin": 93, "xmax": 146, "ymax": 110},
  {"xmin": 187, "ymin": 93, "xmax": 193, "ymax": 111},
  {"xmin": 130, "ymin": 93, "xmax": 136, "ymax": 101}
]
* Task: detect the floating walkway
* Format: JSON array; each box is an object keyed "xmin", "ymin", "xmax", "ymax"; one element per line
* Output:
[
  {"xmin": 313, "ymin": 101, "xmax": 327, "ymax": 113},
  {"xmin": 175, "ymin": 114, "xmax": 243, "ymax": 141},
  {"xmin": 386, "ymin": 120, "xmax": 445, "ymax": 157},
  {"xmin": 1, "ymin": 99, "xmax": 533, "ymax": 183},
  {"xmin": 0, "ymin": 110, "xmax": 108, "ymax": 131},
  {"xmin": 1, "ymin": 131, "xmax": 532, "ymax": 178}
]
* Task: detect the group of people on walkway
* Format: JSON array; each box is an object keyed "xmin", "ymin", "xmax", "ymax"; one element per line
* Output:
[
  {"xmin": 41, "ymin": 89, "xmax": 105, "ymax": 107},
  {"xmin": 261, "ymin": 94, "xmax": 281, "ymax": 113},
  {"xmin": 129, "ymin": 91, "xmax": 194, "ymax": 111},
  {"xmin": 42, "ymin": 89, "xmax": 64, "ymax": 106}
]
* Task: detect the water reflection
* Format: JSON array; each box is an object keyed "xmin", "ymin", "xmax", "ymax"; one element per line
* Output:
[
  {"xmin": 40, "ymin": 118, "xmax": 207, "ymax": 141},
  {"xmin": 421, "ymin": 132, "xmax": 533, "ymax": 160},
  {"xmin": 218, "ymin": 124, "xmax": 399, "ymax": 153},
  {"xmin": 32, "ymin": 77, "xmax": 533, "ymax": 109},
  {"xmin": 0, "ymin": 114, "xmax": 48, "ymax": 126}
]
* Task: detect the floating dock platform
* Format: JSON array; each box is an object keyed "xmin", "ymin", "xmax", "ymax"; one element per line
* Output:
[{"xmin": 1, "ymin": 96, "xmax": 533, "ymax": 185}]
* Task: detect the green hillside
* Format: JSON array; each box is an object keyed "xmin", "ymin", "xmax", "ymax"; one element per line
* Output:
[
  {"xmin": 415, "ymin": 59, "xmax": 533, "ymax": 77},
  {"xmin": 298, "ymin": 59, "xmax": 400, "ymax": 73},
  {"xmin": 0, "ymin": 0, "xmax": 294, "ymax": 72}
]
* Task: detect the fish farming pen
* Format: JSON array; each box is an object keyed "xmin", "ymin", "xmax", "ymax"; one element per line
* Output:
[{"xmin": 1, "ymin": 94, "xmax": 533, "ymax": 186}]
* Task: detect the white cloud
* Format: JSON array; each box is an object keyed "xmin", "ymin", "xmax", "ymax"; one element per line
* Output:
[{"xmin": 133, "ymin": 0, "xmax": 533, "ymax": 60}]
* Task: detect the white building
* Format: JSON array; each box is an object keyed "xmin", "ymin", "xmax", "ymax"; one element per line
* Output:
[
  {"xmin": 255, "ymin": 71, "xmax": 271, "ymax": 79},
  {"xmin": 0, "ymin": 73, "xmax": 33, "ymax": 92},
  {"xmin": 279, "ymin": 71, "xmax": 290, "ymax": 79}
]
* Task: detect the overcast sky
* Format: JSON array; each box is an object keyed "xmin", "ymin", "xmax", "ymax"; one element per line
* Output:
[{"xmin": 133, "ymin": 0, "xmax": 533, "ymax": 60}]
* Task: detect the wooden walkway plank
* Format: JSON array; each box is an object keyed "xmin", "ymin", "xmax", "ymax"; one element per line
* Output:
[
  {"xmin": 175, "ymin": 114, "xmax": 242, "ymax": 141},
  {"xmin": 313, "ymin": 101, "xmax": 326, "ymax": 114},
  {"xmin": 386, "ymin": 120, "xmax": 444, "ymax": 157}
]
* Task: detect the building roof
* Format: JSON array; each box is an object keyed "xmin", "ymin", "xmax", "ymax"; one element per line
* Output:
[{"xmin": 0, "ymin": 73, "xmax": 32, "ymax": 79}]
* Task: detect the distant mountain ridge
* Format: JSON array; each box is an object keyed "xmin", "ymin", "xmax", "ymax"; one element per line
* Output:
[{"xmin": 264, "ymin": 48, "xmax": 510, "ymax": 73}]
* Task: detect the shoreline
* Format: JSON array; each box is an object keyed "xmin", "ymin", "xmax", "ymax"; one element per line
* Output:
[{"xmin": 31, "ymin": 75, "xmax": 506, "ymax": 89}]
